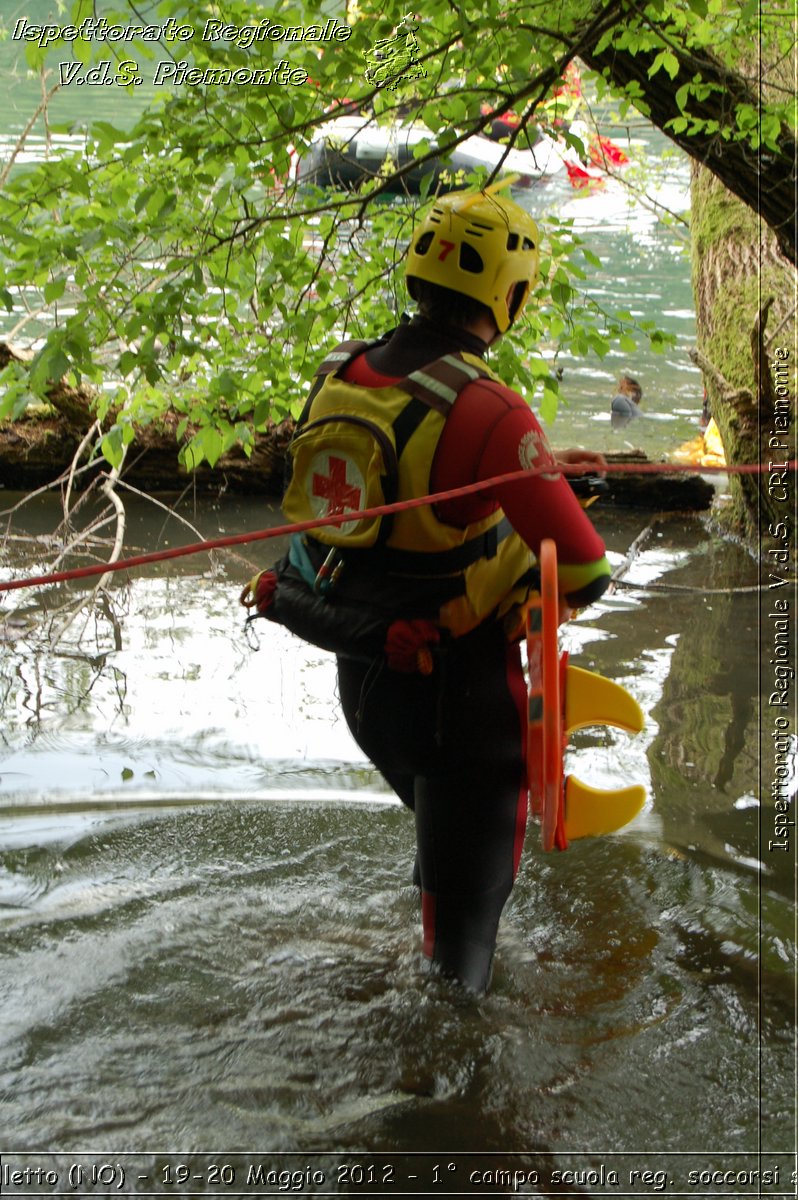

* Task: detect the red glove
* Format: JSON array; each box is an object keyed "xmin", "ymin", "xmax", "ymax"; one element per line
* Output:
[
  {"xmin": 239, "ymin": 570, "xmax": 278, "ymax": 614},
  {"xmin": 385, "ymin": 619, "xmax": 440, "ymax": 674}
]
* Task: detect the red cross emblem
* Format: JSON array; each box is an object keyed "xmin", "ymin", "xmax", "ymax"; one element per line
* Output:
[{"xmin": 311, "ymin": 454, "xmax": 363, "ymax": 517}]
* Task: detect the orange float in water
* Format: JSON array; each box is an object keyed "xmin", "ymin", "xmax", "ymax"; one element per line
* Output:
[{"xmin": 672, "ymin": 418, "xmax": 727, "ymax": 469}]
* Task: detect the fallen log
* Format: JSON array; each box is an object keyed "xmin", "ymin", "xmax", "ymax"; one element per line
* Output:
[
  {"xmin": 0, "ymin": 339, "xmax": 295, "ymax": 496},
  {"xmin": 600, "ymin": 450, "xmax": 716, "ymax": 510},
  {"xmin": 0, "ymin": 341, "xmax": 100, "ymax": 426},
  {"xmin": 0, "ymin": 414, "xmax": 717, "ymax": 508},
  {"xmin": 0, "ymin": 411, "xmax": 294, "ymax": 496}
]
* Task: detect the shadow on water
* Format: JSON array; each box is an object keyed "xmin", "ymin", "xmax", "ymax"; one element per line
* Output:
[{"xmin": 0, "ymin": 494, "xmax": 794, "ymax": 1179}]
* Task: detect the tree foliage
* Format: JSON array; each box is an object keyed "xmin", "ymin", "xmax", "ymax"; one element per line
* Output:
[{"xmin": 0, "ymin": 0, "xmax": 794, "ymax": 473}]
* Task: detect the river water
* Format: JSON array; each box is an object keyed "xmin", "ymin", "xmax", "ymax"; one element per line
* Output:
[
  {"xmin": 0, "ymin": 488, "xmax": 792, "ymax": 1192},
  {"xmin": 1, "ymin": 52, "xmax": 796, "ymax": 1198}
]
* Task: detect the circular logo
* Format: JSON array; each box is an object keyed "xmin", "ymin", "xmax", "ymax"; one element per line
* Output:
[{"xmin": 518, "ymin": 429, "xmax": 560, "ymax": 482}]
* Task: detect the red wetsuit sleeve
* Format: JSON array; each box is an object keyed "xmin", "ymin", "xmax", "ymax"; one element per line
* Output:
[{"xmin": 432, "ymin": 379, "xmax": 611, "ymax": 606}]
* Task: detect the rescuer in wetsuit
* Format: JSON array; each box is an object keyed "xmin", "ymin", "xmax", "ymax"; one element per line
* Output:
[{"xmin": 244, "ymin": 186, "xmax": 611, "ymax": 992}]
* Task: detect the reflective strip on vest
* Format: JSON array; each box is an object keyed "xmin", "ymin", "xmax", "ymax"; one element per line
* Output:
[
  {"xmin": 440, "ymin": 354, "xmax": 484, "ymax": 380},
  {"xmin": 316, "ymin": 341, "xmax": 371, "ymax": 375},
  {"xmin": 405, "ymin": 355, "xmax": 486, "ymax": 409}
]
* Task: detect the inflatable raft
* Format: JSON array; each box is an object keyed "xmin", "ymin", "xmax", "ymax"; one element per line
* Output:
[{"xmin": 295, "ymin": 113, "xmax": 575, "ymax": 192}]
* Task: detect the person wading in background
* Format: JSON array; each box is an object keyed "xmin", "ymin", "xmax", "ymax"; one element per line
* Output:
[
  {"xmin": 610, "ymin": 374, "xmax": 643, "ymax": 430},
  {"xmin": 242, "ymin": 183, "xmax": 612, "ymax": 992}
]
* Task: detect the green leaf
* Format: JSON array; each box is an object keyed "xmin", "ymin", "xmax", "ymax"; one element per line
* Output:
[
  {"xmin": 0, "ymin": 366, "xmax": 33, "ymax": 421},
  {"xmin": 101, "ymin": 428, "xmax": 125, "ymax": 470},
  {"xmin": 675, "ymin": 82, "xmax": 692, "ymax": 110},
  {"xmin": 118, "ymin": 351, "xmax": 139, "ymax": 376},
  {"xmin": 649, "ymin": 49, "xmax": 680, "ymax": 80},
  {"xmin": 134, "ymin": 184, "xmax": 157, "ymax": 215},
  {"xmin": 29, "ymin": 346, "xmax": 70, "ymax": 393},
  {"xmin": 662, "ymin": 51, "xmax": 680, "ymax": 80},
  {"xmin": 43, "ymin": 278, "xmax": 67, "ymax": 303},
  {"xmin": 539, "ymin": 386, "xmax": 559, "ymax": 426},
  {"xmin": 418, "ymin": 170, "xmax": 435, "ymax": 201}
]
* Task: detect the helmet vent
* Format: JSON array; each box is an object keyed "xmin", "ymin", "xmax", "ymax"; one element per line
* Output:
[
  {"xmin": 506, "ymin": 233, "xmax": 519, "ymax": 251},
  {"xmin": 414, "ymin": 231, "xmax": 435, "ymax": 256},
  {"xmin": 459, "ymin": 242, "xmax": 484, "ymax": 274}
]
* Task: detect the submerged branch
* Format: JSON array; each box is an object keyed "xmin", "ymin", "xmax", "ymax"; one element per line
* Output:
[
  {"xmin": 47, "ymin": 451, "xmax": 128, "ymax": 650},
  {"xmin": 63, "ymin": 421, "xmax": 102, "ymax": 529},
  {"xmin": 97, "ymin": 465, "xmax": 127, "ymax": 593}
]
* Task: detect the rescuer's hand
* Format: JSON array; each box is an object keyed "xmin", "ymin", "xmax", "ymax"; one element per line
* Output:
[
  {"xmin": 239, "ymin": 570, "xmax": 278, "ymax": 613},
  {"xmin": 554, "ymin": 448, "xmax": 608, "ymax": 473}
]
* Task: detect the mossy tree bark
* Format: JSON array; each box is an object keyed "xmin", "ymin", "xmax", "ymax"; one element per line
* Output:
[
  {"xmin": 690, "ymin": 163, "xmax": 796, "ymax": 542},
  {"xmin": 684, "ymin": 17, "xmax": 796, "ymax": 544}
]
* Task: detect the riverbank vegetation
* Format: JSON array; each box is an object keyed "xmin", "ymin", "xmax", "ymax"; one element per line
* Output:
[{"xmin": 0, "ymin": 0, "xmax": 794, "ymax": 544}]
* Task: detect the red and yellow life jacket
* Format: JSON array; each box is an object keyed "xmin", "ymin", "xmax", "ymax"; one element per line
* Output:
[{"xmin": 282, "ymin": 340, "xmax": 537, "ymax": 639}]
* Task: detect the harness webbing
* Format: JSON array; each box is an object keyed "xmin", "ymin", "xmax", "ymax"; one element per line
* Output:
[
  {"xmin": 295, "ymin": 338, "xmax": 497, "ymax": 557},
  {"xmin": 403, "ymin": 353, "xmax": 488, "ymax": 411}
]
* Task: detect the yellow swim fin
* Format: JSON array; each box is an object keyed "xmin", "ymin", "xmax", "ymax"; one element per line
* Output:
[
  {"xmin": 563, "ymin": 777, "xmax": 646, "ymax": 840},
  {"xmin": 564, "ymin": 665, "xmax": 645, "ymax": 735}
]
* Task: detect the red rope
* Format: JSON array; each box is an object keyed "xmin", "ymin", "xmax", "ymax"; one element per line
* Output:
[{"xmin": 0, "ymin": 457, "xmax": 794, "ymax": 595}]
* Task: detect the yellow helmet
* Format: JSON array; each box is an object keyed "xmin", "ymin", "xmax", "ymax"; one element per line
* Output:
[{"xmin": 405, "ymin": 183, "xmax": 540, "ymax": 333}]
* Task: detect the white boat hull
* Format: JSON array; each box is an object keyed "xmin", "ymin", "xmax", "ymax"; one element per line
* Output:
[{"xmin": 295, "ymin": 115, "xmax": 569, "ymax": 192}]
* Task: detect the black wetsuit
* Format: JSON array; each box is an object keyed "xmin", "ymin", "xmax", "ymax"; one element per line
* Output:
[{"xmin": 337, "ymin": 621, "xmax": 528, "ymax": 993}]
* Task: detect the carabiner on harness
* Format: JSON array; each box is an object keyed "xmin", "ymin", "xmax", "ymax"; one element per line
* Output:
[{"xmin": 314, "ymin": 546, "xmax": 345, "ymax": 597}]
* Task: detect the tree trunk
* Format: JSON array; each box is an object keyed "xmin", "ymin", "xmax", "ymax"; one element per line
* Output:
[
  {"xmin": 689, "ymin": 163, "xmax": 796, "ymax": 541},
  {"xmin": 578, "ymin": 32, "xmax": 797, "ymax": 268}
]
